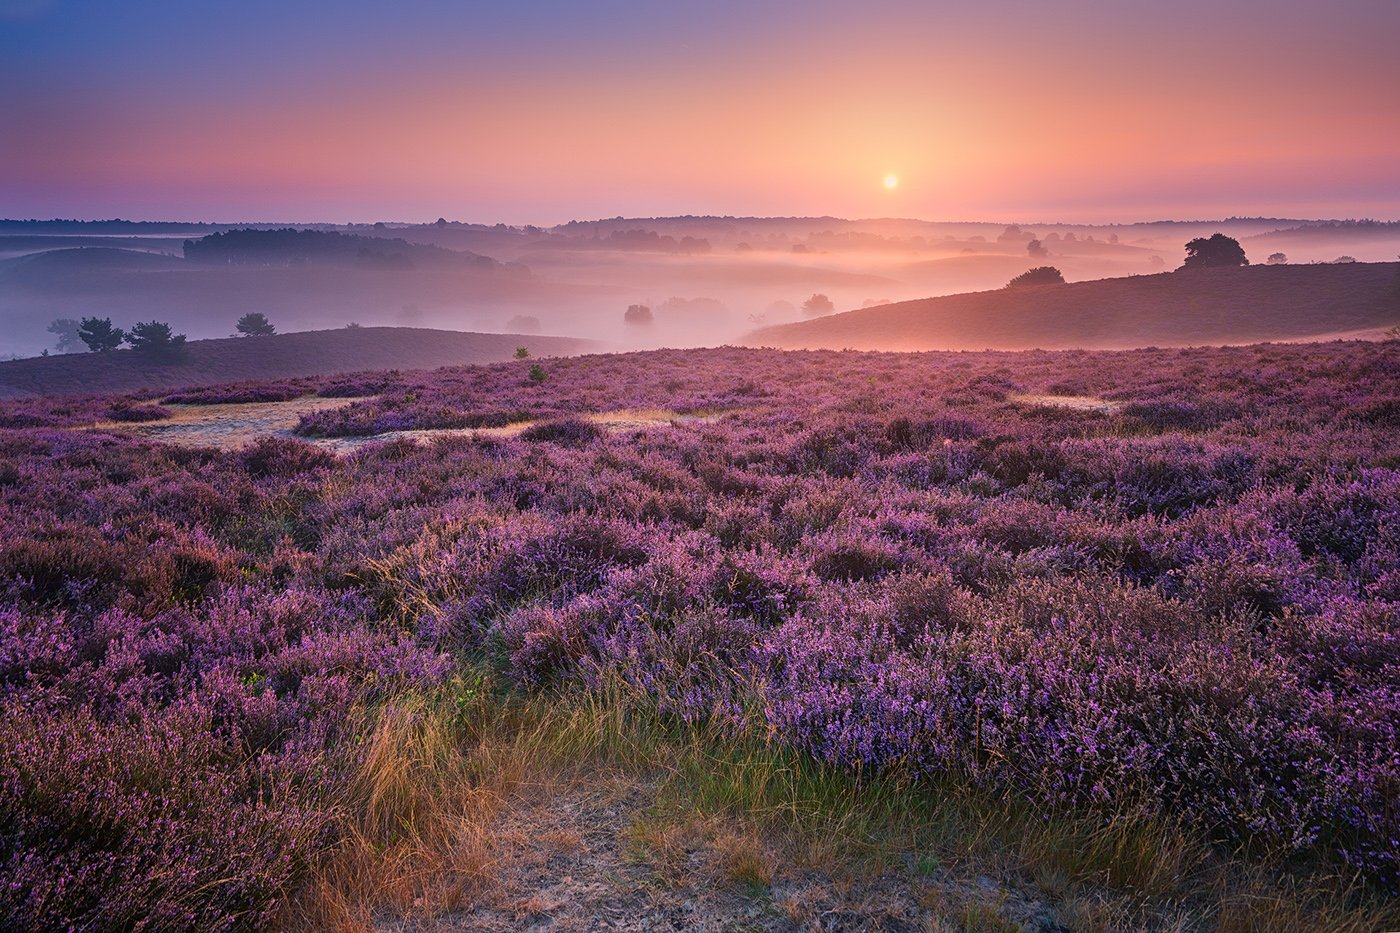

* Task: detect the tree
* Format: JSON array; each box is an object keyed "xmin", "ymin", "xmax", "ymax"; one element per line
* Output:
[
  {"xmin": 125, "ymin": 320, "xmax": 188, "ymax": 361},
  {"xmin": 1181, "ymin": 233, "xmax": 1248, "ymax": 269},
  {"xmin": 1266, "ymin": 252, "xmax": 1288, "ymax": 265},
  {"xmin": 515, "ymin": 346, "xmax": 530, "ymax": 359},
  {"xmin": 1026, "ymin": 239, "xmax": 1049, "ymax": 258},
  {"xmin": 528, "ymin": 363, "xmax": 547, "ymax": 384},
  {"xmin": 47, "ymin": 318, "xmax": 84, "ymax": 353},
  {"xmin": 1333, "ymin": 256, "xmax": 1357, "ymax": 264},
  {"xmin": 801, "ymin": 293, "xmax": 835, "ymax": 317},
  {"xmin": 78, "ymin": 317, "xmax": 125, "ymax": 353},
  {"xmin": 624, "ymin": 303, "xmax": 653, "ymax": 326},
  {"xmin": 1006, "ymin": 266, "xmax": 1065, "ymax": 288},
  {"xmin": 235, "ymin": 312, "xmax": 276, "ymax": 336}
]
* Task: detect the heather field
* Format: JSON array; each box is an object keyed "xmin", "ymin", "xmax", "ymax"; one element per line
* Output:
[{"xmin": 2, "ymin": 342, "xmax": 1399, "ymax": 930}]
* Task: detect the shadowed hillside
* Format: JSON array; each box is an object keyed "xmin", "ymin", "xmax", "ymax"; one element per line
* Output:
[
  {"xmin": 0, "ymin": 327, "xmax": 592, "ymax": 398},
  {"xmin": 744, "ymin": 262, "xmax": 1400, "ymax": 350}
]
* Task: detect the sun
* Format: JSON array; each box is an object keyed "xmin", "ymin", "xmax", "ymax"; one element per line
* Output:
[{"xmin": 882, "ymin": 173, "xmax": 899, "ymax": 190}]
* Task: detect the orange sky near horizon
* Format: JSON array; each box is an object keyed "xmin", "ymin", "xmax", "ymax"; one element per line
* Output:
[{"xmin": 3, "ymin": 0, "xmax": 1398, "ymax": 223}]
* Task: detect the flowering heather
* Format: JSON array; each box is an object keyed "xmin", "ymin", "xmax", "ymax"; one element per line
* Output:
[{"xmin": 1, "ymin": 340, "xmax": 1399, "ymax": 926}]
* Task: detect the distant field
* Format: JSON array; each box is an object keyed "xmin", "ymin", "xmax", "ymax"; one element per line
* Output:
[
  {"xmin": 0, "ymin": 326, "xmax": 592, "ymax": 398},
  {"xmin": 746, "ymin": 262, "xmax": 1400, "ymax": 350}
]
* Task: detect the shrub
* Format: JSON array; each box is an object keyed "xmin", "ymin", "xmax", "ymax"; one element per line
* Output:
[
  {"xmin": 518, "ymin": 417, "xmax": 602, "ymax": 447},
  {"xmin": 1006, "ymin": 266, "xmax": 1064, "ymax": 287}
]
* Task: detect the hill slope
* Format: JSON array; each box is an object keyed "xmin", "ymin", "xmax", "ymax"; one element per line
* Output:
[
  {"xmin": 744, "ymin": 263, "xmax": 1400, "ymax": 350},
  {"xmin": 0, "ymin": 327, "xmax": 592, "ymax": 398}
]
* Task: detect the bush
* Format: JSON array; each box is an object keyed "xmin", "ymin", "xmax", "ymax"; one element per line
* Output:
[
  {"xmin": 1006, "ymin": 266, "xmax": 1065, "ymax": 287},
  {"xmin": 106, "ymin": 400, "xmax": 171, "ymax": 423},
  {"xmin": 241, "ymin": 436, "xmax": 334, "ymax": 478},
  {"xmin": 518, "ymin": 417, "xmax": 602, "ymax": 447}
]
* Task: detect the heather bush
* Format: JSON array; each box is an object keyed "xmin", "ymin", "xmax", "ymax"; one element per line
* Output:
[
  {"xmin": 241, "ymin": 435, "xmax": 335, "ymax": 478},
  {"xmin": 1, "ymin": 339, "xmax": 1398, "ymax": 927},
  {"xmin": 105, "ymin": 399, "xmax": 172, "ymax": 422},
  {"xmin": 518, "ymin": 417, "xmax": 603, "ymax": 446}
]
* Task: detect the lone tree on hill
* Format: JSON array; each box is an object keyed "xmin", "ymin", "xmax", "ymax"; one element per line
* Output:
[
  {"xmin": 624, "ymin": 303, "xmax": 653, "ymax": 325},
  {"xmin": 1026, "ymin": 238, "xmax": 1049, "ymax": 258},
  {"xmin": 1181, "ymin": 233, "xmax": 1248, "ymax": 269},
  {"xmin": 235, "ymin": 312, "xmax": 276, "ymax": 336},
  {"xmin": 1006, "ymin": 266, "xmax": 1065, "ymax": 288},
  {"xmin": 1266, "ymin": 252, "xmax": 1288, "ymax": 265},
  {"xmin": 801, "ymin": 293, "xmax": 835, "ymax": 317},
  {"xmin": 77, "ymin": 317, "xmax": 125, "ymax": 353},
  {"xmin": 126, "ymin": 320, "xmax": 188, "ymax": 362}
]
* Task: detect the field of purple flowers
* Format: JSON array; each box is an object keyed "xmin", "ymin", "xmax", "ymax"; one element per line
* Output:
[{"xmin": 2, "ymin": 342, "xmax": 1398, "ymax": 927}]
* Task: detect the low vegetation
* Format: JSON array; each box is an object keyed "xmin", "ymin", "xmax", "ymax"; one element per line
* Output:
[{"xmin": 0, "ymin": 342, "xmax": 1397, "ymax": 929}]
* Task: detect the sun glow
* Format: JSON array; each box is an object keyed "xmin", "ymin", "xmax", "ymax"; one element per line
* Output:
[{"xmin": 882, "ymin": 173, "xmax": 899, "ymax": 190}]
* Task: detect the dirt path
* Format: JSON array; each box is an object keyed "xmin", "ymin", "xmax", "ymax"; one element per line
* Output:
[{"xmin": 375, "ymin": 778, "xmax": 1068, "ymax": 933}]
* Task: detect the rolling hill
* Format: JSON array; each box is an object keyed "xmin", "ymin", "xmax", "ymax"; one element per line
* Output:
[
  {"xmin": 744, "ymin": 262, "xmax": 1400, "ymax": 351},
  {"xmin": 0, "ymin": 327, "xmax": 593, "ymax": 398}
]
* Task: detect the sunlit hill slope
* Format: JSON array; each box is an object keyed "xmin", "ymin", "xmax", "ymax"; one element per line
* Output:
[{"xmin": 745, "ymin": 263, "xmax": 1400, "ymax": 351}]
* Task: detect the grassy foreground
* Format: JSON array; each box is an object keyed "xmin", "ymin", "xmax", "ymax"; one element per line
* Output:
[{"xmin": 289, "ymin": 672, "xmax": 1398, "ymax": 932}]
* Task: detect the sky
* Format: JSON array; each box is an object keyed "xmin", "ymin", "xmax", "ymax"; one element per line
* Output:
[{"xmin": 2, "ymin": 0, "xmax": 1399, "ymax": 224}]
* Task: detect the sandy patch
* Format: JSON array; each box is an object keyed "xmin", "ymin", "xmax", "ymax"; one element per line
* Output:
[
  {"xmin": 319, "ymin": 409, "xmax": 721, "ymax": 454},
  {"xmin": 95, "ymin": 399, "xmax": 720, "ymax": 453},
  {"xmin": 1011, "ymin": 393, "xmax": 1121, "ymax": 414},
  {"xmin": 91, "ymin": 396, "xmax": 371, "ymax": 448}
]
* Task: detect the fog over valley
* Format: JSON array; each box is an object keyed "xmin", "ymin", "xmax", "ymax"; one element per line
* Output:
[{"xmin": 4, "ymin": 215, "xmax": 1398, "ymax": 358}]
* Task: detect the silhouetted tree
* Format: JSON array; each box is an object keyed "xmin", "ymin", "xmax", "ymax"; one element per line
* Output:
[
  {"xmin": 125, "ymin": 320, "xmax": 188, "ymax": 362},
  {"xmin": 1266, "ymin": 252, "xmax": 1288, "ymax": 265},
  {"xmin": 47, "ymin": 318, "xmax": 84, "ymax": 353},
  {"xmin": 1333, "ymin": 256, "xmax": 1357, "ymax": 264},
  {"xmin": 801, "ymin": 293, "xmax": 835, "ymax": 317},
  {"xmin": 507, "ymin": 314, "xmax": 542, "ymax": 334},
  {"xmin": 78, "ymin": 317, "xmax": 125, "ymax": 353},
  {"xmin": 624, "ymin": 303, "xmax": 654, "ymax": 325},
  {"xmin": 235, "ymin": 312, "xmax": 276, "ymax": 336},
  {"xmin": 1006, "ymin": 266, "xmax": 1065, "ymax": 287},
  {"xmin": 1027, "ymin": 239, "xmax": 1049, "ymax": 258},
  {"xmin": 1181, "ymin": 234, "xmax": 1248, "ymax": 269}
]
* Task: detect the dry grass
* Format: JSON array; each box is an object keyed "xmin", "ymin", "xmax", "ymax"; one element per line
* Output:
[
  {"xmin": 710, "ymin": 828, "xmax": 775, "ymax": 890},
  {"xmin": 284, "ymin": 673, "xmax": 1400, "ymax": 932}
]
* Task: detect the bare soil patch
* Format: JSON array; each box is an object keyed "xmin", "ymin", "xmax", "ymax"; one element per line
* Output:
[
  {"xmin": 91, "ymin": 396, "xmax": 370, "ymax": 449},
  {"xmin": 374, "ymin": 777, "xmax": 1065, "ymax": 933},
  {"xmin": 1010, "ymin": 393, "xmax": 1121, "ymax": 414},
  {"xmin": 97, "ymin": 400, "xmax": 720, "ymax": 453}
]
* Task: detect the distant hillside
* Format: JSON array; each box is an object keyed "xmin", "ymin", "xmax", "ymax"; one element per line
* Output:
[
  {"xmin": 0, "ymin": 327, "xmax": 592, "ymax": 398},
  {"xmin": 182, "ymin": 228, "xmax": 517, "ymax": 272},
  {"xmin": 0, "ymin": 247, "xmax": 187, "ymax": 279},
  {"xmin": 745, "ymin": 262, "xmax": 1400, "ymax": 351}
]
